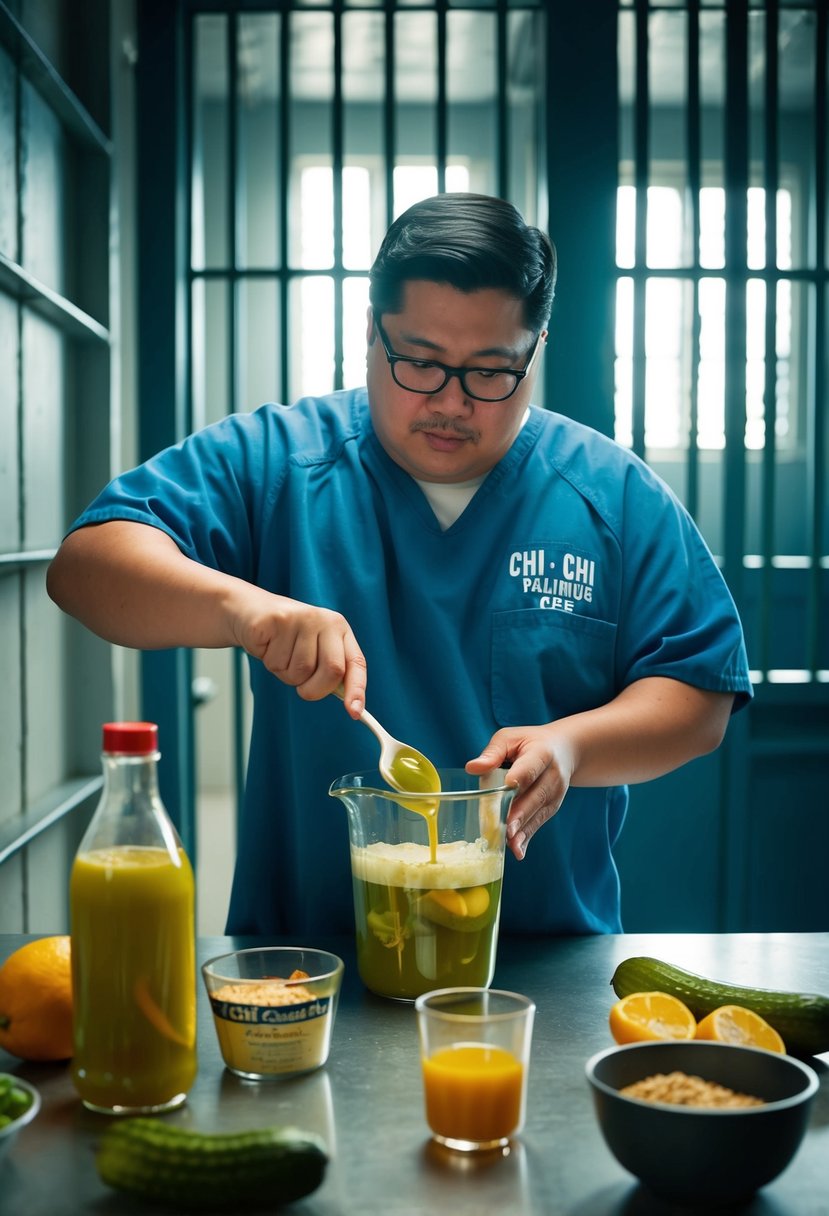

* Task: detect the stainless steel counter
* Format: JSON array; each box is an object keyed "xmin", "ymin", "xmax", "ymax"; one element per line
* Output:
[{"xmin": 1, "ymin": 932, "xmax": 828, "ymax": 1215}]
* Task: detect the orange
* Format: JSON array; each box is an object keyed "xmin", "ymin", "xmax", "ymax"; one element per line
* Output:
[
  {"xmin": 694, "ymin": 1004, "xmax": 786, "ymax": 1054},
  {"xmin": 427, "ymin": 887, "xmax": 490, "ymax": 920},
  {"xmin": 0, "ymin": 935, "xmax": 73, "ymax": 1061},
  {"xmin": 609, "ymin": 991, "xmax": 697, "ymax": 1044}
]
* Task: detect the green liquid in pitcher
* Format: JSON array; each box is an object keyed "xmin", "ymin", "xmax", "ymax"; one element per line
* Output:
[{"xmin": 350, "ymin": 841, "xmax": 503, "ymax": 1000}]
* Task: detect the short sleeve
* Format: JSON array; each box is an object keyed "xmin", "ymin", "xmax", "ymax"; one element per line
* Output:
[
  {"xmin": 67, "ymin": 411, "xmax": 274, "ymax": 582},
  {"xmin": 614, "ymin": 461, "xmax": 752, "ymax": 709}
]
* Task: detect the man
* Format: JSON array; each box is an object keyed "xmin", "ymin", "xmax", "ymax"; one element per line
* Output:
[{"xmin": 47, "ymin": 193, "xmax": 752, "ymax": 936}]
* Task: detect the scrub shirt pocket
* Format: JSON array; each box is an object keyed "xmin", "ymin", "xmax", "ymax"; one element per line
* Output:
[{"xmin": 491, "ymin": 608, "xmax": 618, "ymax": 726}]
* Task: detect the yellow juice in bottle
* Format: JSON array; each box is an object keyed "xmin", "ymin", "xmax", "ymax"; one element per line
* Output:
[{"xmin": 70, "ymin": 845, "xmax": 197, "ymax": 1112}]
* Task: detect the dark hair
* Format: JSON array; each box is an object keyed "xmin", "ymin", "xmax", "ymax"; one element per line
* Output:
[{"xmin": 369, "ymin": 193, "xmax": 557, "ymax": 333}]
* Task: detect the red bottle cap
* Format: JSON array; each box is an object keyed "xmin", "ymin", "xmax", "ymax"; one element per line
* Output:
[{"xmin": 102, "ymin": 722, "xmax": 159, "ymax": 754}]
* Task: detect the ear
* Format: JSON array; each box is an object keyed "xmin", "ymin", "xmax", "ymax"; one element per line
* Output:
[{"xmin": 366, "ymin": 308, "xmax": 377, "ymax": 345}]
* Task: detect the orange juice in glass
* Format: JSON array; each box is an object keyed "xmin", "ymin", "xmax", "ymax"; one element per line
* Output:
[{"xmin": 415, "ymin": 988, "xmax": 535, "ymax": 1151}]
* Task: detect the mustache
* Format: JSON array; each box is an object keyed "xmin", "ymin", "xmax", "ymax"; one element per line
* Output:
[{"xmin": 410, "ymin": 417, "xmax": 479, "ymax": 442}]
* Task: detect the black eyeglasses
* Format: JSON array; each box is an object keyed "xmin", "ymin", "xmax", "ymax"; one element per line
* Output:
[{"xmin": 373, "ymin": 313, "xmax": 542, "ymax": 403}]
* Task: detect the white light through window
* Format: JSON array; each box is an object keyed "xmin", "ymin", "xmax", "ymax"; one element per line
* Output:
[
  {"xmin": 393, "ymin": 164, "xmax": 470, "ymax": 219},
  {"xmin": 298, "ymin": 163, "xmax": 471, "ymax": 399},
  {"xmin": 615, "ymin": 184, "xmax": 792, "ymax": 452}
]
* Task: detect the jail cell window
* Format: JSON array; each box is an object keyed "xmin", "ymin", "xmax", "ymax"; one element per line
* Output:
[
  {"xmin": 614, "ymin": 183, "xmax": 794, "ymax": 453},
  {"xmin": 294, "ymin": 162, "xmax": 471, "ymax": 401},
  {"xmin": 392, "ymin": 164, "xmax": 471, "ymax": 219}
]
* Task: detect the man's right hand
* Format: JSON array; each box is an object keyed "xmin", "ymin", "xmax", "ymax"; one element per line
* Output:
[
  {"xmin": 229, "ymin": 590, "xmax": 367, "ymax": 711},
  {"xmin": 47, "ymin": 520, "xmax": 367, "ymax": 714}
]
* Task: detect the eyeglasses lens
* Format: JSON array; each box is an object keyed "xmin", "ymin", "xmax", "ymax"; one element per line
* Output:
[{"xmin": 391, "ymin": 362, "xmax": 519, "ymax": 402}]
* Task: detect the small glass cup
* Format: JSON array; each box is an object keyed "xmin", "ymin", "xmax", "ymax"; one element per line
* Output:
[
  {"xmin": 415, "ymin": 987, "xmax": 535, "ymax": 1152},
  {"xmin": 202, "ymin": 947, "xmax": 343, "ymax": 1080}
]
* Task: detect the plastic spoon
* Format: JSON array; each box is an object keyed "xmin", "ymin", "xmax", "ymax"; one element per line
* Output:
[{"xmin": 333, "ymin": 685, "xmax": 440, "ymax": 797}]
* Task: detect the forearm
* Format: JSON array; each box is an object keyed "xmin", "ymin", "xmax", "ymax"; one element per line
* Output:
[
  {"xmin": 559, "ymin": 678, "xmax": 734, "ymax": 788},
  {"xmin": 47, "ymin": 519, "xmax": 368, "ymax": 707},
  {"xmin": 468, "ymin": 677, "xmax": 737, "ymax": 860},
  {"xmin": 46, "ymin": 521, "xmax": 248, "ymax": 649}
]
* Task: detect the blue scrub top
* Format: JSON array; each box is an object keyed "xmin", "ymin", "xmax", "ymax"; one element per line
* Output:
[{"xmin": 70, "ymin": 389, "xmax": 752, "ymax": 937}]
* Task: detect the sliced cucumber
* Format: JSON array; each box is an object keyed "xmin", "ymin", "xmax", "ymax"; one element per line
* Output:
[{"xmin": 611, "ymin": 955, "xmax": 829, "ymax": 1056}]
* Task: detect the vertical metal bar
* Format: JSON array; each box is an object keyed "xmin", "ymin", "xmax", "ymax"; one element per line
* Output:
[
  {"xmin": 278, "ymin": 4, "xmax": 290, "ymax": 404},
  {"xmin": 184, "ymin": 11, "xmax": 197, "ymax": 436},
  {"xmin": 13, "ymin": 37, "xmax": 28, "ymax": 923},
  {"xmin": 436, "ymin": 0, "xmax": 447, "ymax": 193},
  {"xmin": 720, "ymin": 0, "xmax": 750, "ymax": 932},
  {"xmin": 722, "ymin": 0, "xmax": 748, "ymax": 608},
  {"xmin": 227, "ymin": 12, "xmax": 246, "ymax": 826},
  {"xmin": 227, "ymin": 11, "xmax": 238, "ymax": 418},
  {"xmin": 686, "ymin": 0, "xmax": 701, "ymax": 521},
  {"xmin": 333, "ymin": 1, "xmax": 344, "ymax": 390},
  {"xmin": 541, "ymin": 0, "xmax": 554, "ymax": 416},
  {"xmin": 759, "ymin": 0, "xmax": 779, "ymax": 677},
  {"xmin": 544, "ymin": 1, "xmax": 616, "ymax": 435},
  {"xmin": 384, "ymin": 0, "xmax": 396, "ymax": 227},
  {"xmin": 13, "ymin": 16, "xmax": 22, "ymax": 273},
  {"xmin": 631, "ymin": 0, "xmax": 649, "ymax": 460},
  {"xmin": 181, "ymin": 6, "xmax": 198, "ymax": 864},
  {"xmin": 807, "ymin": 0, "xmax": 827, "ymax": 676},
  {"xmin": 137, "ymin": 0, "xmax": 195, "ymax": 857},
  {"xmin": 496, "ymin": 0, "xmax": 508, "ymax": 198}
]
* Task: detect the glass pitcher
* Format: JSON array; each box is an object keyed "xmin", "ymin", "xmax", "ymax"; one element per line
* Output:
[{"xmin": 329, "ymin": 768, "xmax": 515, "ymax": 1001}]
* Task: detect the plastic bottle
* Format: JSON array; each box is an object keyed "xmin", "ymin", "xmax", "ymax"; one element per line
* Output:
[{"xmin": 69, "ymin": 722, "xmax": 197, "ymax": 1113}]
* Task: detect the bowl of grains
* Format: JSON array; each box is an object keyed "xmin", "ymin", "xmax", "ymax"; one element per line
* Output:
[
  {"xmin": 202, "ymin": 947, "xmax": 344, "ymax": 1080},
  {"xmin": 585, "ymin": 1040, "xmax": 819, "ymax": 1205}
]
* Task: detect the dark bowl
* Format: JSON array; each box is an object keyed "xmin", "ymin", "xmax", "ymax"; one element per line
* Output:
[{"xmin": 585, "ymin": 1041, "xmax": 818, "ymax": 1206}]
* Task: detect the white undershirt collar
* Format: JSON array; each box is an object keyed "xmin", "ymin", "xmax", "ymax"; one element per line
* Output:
[{"xmin": 414, "ymin": 408, "xmax": 531, "ymax": 530}]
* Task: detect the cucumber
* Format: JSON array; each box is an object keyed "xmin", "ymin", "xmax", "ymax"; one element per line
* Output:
[
  {"xmin": 611, "ymin": 955, "xmax": 829, "ymax": 1056},
  {"xmin": 96, "ymin": 1118, "xmax": 328, "ymax": 1211}
]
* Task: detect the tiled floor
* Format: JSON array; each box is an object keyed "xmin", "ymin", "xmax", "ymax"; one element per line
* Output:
[{"xmin": 195, "ymin": 790, "xmax": 236, "ymax": 936}]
